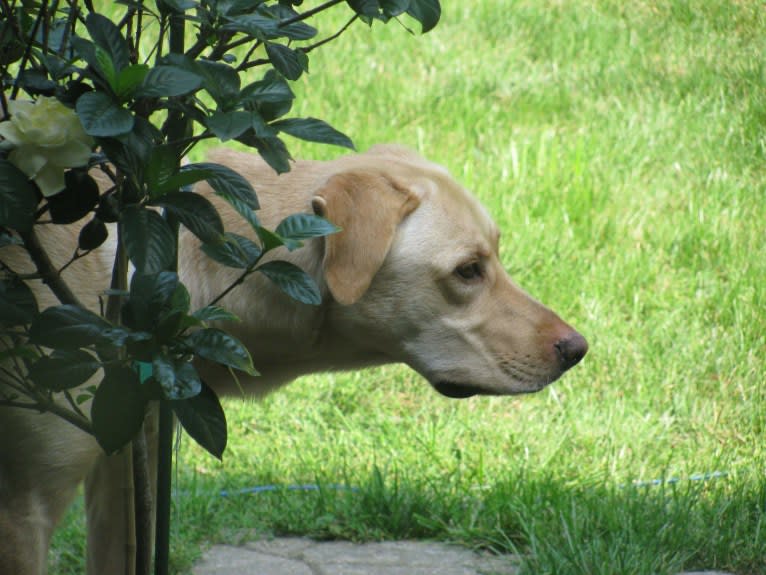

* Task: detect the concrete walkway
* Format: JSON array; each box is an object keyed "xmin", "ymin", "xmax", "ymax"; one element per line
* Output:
[
  {"xmin": 192, "ymin": 537, "xmax": 736, "ymax": 575},
  {"xmin": 192, "ymin": 538, "xmax": 520, "ymax": 575}
]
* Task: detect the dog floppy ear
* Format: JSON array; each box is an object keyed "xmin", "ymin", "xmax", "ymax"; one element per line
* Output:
[{"xmin": 311, "ymin": 171, "xmax": 420, "ymax": 305}]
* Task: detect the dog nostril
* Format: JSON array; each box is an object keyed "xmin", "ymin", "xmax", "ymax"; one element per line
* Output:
[{"xmin": 554, "ymin": 332, "xmax": 588, "ymax": 371}]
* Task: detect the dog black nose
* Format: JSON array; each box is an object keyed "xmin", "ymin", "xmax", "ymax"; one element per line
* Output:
[{"xmin": 554, "ymin": 332, "xmax": 588, "ymax": 371}]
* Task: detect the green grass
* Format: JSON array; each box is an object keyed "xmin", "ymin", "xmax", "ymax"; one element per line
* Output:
[{"xmin": 50, "ymin": 1, "xmax": 766, "ymax": 574}]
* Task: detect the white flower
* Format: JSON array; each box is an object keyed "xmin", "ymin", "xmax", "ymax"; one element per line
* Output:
[{"xmin": 0, "ymin": 97, "xmax": 94, "ymax": 197}]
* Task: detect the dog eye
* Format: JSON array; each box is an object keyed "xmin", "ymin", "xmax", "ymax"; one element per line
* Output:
[{"xmin": 455, "ymin": 262, "xmax": 483, "ymax": 281}]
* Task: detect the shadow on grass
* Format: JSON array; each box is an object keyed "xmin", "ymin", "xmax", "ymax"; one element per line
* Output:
[
  {"xmin": 50, "ymin": 467, "xmax": 765, "ymax": 575},
  {"xmin": 155, "ymin": 467, "xmax": 765, "ymax": 575}
]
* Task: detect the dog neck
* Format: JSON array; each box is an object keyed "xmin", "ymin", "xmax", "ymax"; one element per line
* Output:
[{"xmin": 181, "ymin": 236, "xmax": 392, "ymax": 397}]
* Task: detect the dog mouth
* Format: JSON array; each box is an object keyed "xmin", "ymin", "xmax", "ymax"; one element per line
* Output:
[
  {"xmin": 433, "ymin": 381, "xmax": 482, "ymax": 398},
  {"xmin": 433, "ymin": 379, "xmax": 552, "ymax": 398}
]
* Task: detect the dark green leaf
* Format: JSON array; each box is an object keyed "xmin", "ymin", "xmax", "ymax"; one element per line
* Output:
[
  {"xmin": 153, "ymin": 281, "xmax": 190, "ymax": 340},
  {"xmin": 28, "ymin": 349, "xmax": 100, "ymax": 391},
  {"xmin": 120, "ymin": 206, "xmax": 176, "ymax": 274},
  {"xmin": 76, "ymin": 91, "xmax": 134, "ymax": 137},
  {"xmin": 156, "ymin": 310, "xmax": 186, "ymax": 341},
  {"xmin": 201, "ymin": 232, "xmax": 262, "ymax": 269},
  {"xmin": 241, "ymin": 69, "xmax": 294, "ymax": 105},
  {"xmin": 157, "ymin": 0, "xmax": 197, "ymax": 14},
  {"xmin": 407, "ymin": 0, "xmax": 441, "ymax": 33},
  {"xmin": 267, "ymin": 5, "xmax": 318, "ymax": 40},
  {"xmin": 348, "ymin": 0, "xmax": 384, "ymax": 18},
  {"xmin": 93, "ymin": 45, "xmax": 117, "ymax": 89},
  {"xmin": 221, "ymin": 13, "xmax": 279, "ymax": 40},
  {"xmin": 135, "ymin": 65, "xmax": 202, "ymax": 98},
  {"xmin": 124, "ymin": 271, "xmax": 179, "ymax": 331},
  {"xmin": 265, "ymin": 42, "xmax": 308, "ymax": 81},
  {"xmin": 152, "ymin": 354, "xmax": 201, "ymax": 400},
  {"xmin": 98, "ymin": 116, "xmax": 160, "ymax": 189},
  {"xmin": 192, "ymin": 59, "xmax": 240, "ymax": 108},
  {"xmin": 153, "ymin": 168, "xmax": 208, "ymax": 196},
  {"xmin": 95, "ymin": 194, "xmax": 120, "ymax": 223},
  {"xmin": 185, "ymin": 328, "xmax": 257, "ymax": 375},
  {"xmin": 86, "ymin": 13, "xmax": 130, "ymax": 71},
  {"xmin": 78, "ymin": 217, "xmax": 109, "ymax": 251},
  {"xmin": 257, "ymin": 260, "xmax": 321, "ymax": 305},
  {"xmin": 129, "ymin": 271, "xmax": 179, "ymax": 308},
  {"xmin": 0, "ymin": 275, "xmax": 38, "ymax": 326},
  {"xmin": 48, "ymin": 170, "xmax": 99, "ymax": 224},
  {"xmin": 153, "ymin": 192, "xmax": 224, "ymax": 244},
  {"xmin": 0, "ymin": 231, "xmax": 21, "ymax": 247},
  {"xmin": 18, "ymin": 69, "xmax": 57, "ymax": 97},
  {"xmin": 207, "ymin": 110, "xmax": 253, "ymax": 141},
  {"xmin": 245, "ymin": 136, "xmax": 292, "ymax": 174},
  {"xmin": 0, "ymin": 159, "xmax": 39, "ymax": 232},
  {"xmin": 272, "ymin": 117, "xmax": 354, "ymax": 149},
  {"xmin": 29, "ymin": 304, "xmax": 115, "ymax": 349},
  {"xmin": 183, "ymin": 162, "xmax": 260, "ymax": 222},
  {"xmin": 222, "ymin": 11, "xmax": 317, "ymax": 41},
  {"xmin": 71, "ymin": 37, "xmax": 111, "ymax": 90},
  {"xmin": 227, "ymin": 193, "xmax": 262, "ymax": 230},
  {"xmin": 169, "ymin": 281, "xmax": 191, "ymax": 315},
  {"xmin": 162, "ymin": 163, "xmax": 260, "ymax": 230},
  {"xmin": 215, "ymin": 0, "xmax": 263, "ymax": 17},
  {"xmin": 241, "ymin": 71, "xmax": 294, "ymax": 122},
  {"xmin": 254, "ymin": 225, "xmax": 284, "ymax": 252},
  {"xmin": 125, "ymin": 334, "xmax": 157, "ymax": 363},
  {"xmin": 41, "ymin": 51, "xmax": 77, "ymax": 81},
  {"xmin": 171, "ymin": 380, "xmax": 227, "ymax": 459},
  {"xmin": 380, "ymin": 0, "xmax": 409, "ymax": 17},
  {"xmin": 191, "ymin": 306, "xmax": 240, "ymax": 324},
  {"xmin": 0, "ymin": 20, "xmax": 24, "ymax": 66},
  {"xmin": 115, "ymin": 64, "xmax": 150, "ymax": 99},
  {"xmin": 91, "ymin": 366, "xmax": 147, "ymax": 454},
  {"xmin": 0, "ymin": 344, "xmax": 38, "ymax": 363},
  {"xmin": 114, "ymin": 328, "xmax": 149, "ymax": 346},
  {"xmin": 250, "ymin": 110, "xmax": 277, "ymax": 138},
  {"xmin": 145, "ymin": 144, "xmax": 183, "ymax": 197},
  {"xmin": 275, "ymin": 213, "xmax": 340, "ymax": 250}
]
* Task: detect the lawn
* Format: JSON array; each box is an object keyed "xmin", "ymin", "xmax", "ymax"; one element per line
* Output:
[{"xmin": 51, "ymin": 1, "xmax": 766, "ymax": 574}]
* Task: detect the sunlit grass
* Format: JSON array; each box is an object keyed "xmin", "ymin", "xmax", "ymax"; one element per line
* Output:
[{"xmin": 51, "ymin": 1, "xmax": 766, "ymax": 574}]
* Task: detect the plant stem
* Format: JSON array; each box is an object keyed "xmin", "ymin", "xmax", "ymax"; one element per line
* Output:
[
  {"xmin": 10, "ymin": 0, "xmax": 47, "ymax": 100},
  {"xmin": 152, "ymin": 10, "xmax": 188, "ymax": 575},
  {"xmin": 19, "ymin": 228, "xmax": 85, "ymax": 308},
  {"xmin": 278, "ymin": 0, "xmax": 344, "ymax": 27},
  {"xmin": 303, "ymin": 15, "xmax": 358, "ymax": 56},
  {"xmin": 0, "ymin": 396, "xmax": 93, "ymax": 434},
  {"xmin": 100, "ymin": 184, "xmax": 140, "ymax": 575},
  {"xmin": 207, "ymin": 260, "xmax": 260, "ymax": 306},
  {"xmin": 154, "ymin": 402, "xmax": 173, "ymax": 575},
  {"xmin": 105, "ymin": 239, "xmax": 127, "ymax": 324},
  {"xmin": 237, "ymin": 12, "xmax": 357, "ymax": 73},
  {"xmin": 132, "ymin": 421, "xmax": 154, "ymax": 575}
]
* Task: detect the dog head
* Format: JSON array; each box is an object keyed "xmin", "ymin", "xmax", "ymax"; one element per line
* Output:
[{"xmin": 313, "ymin": 145, "xmax": 587, "ymax": 397}]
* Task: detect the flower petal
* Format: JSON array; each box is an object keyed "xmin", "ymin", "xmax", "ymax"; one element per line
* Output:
[
  {"xmin": 34, "ymin": 163, "xmax": 67, "ymax": 197},
  {"xmin": 9, "ymin": 147, "xmax": 47, "ymax": 178},
  {"xmin": 7, "ymin": 100, "xmax": 34, "ymax": 116},
  {"xmin": 0, "ymin": 121, "xmax": 24, "ymax": 146},
  {"xmin": 46, "ymin": 141, "xmax": 93, "ymax": 168}
]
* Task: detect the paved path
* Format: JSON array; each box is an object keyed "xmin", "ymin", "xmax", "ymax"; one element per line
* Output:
[
  {"xmin": 192, "ymin": 538, "xmax": 736, "ymax": 575},
  {"xmin": 192, "ymin": 538, "xmax": 520, "ymax": 575}
]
